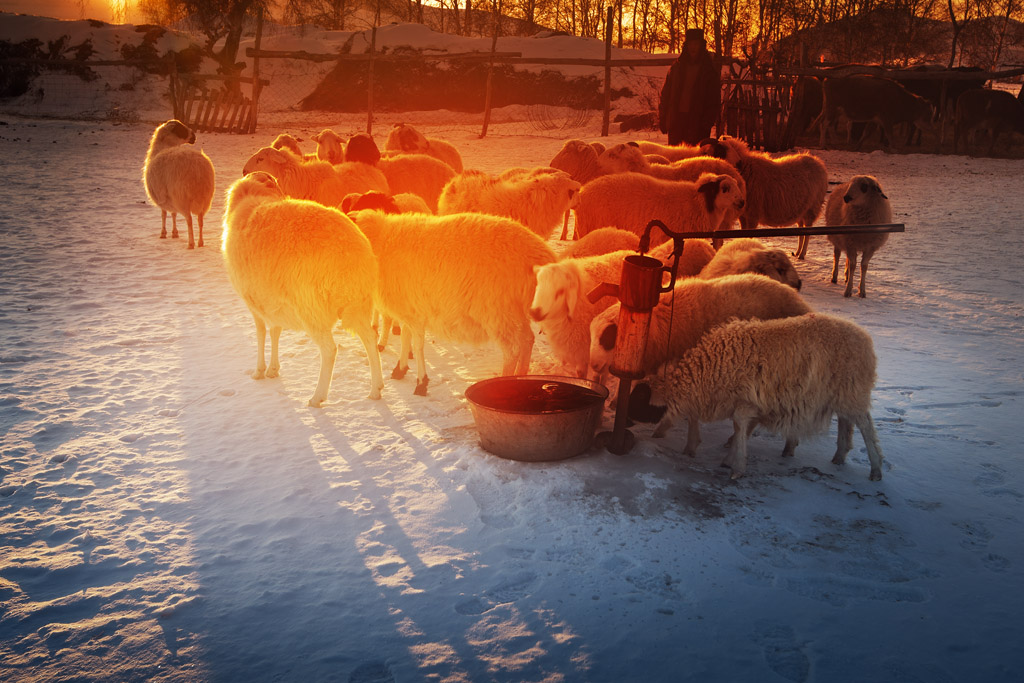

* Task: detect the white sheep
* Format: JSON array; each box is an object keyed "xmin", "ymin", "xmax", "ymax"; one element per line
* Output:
[
  {"xmin": 699, "ymin": 238, "xmax": 802, "ymax": 290},
  {"xmin": 311, "ymin": 128, "xmax": 345, "ymax": 164},
  {"xmin": 351, "ymin": 210, "xmax": 557, "ymax": 395},
  {"xmin": 385, "ymin": 123, "xmax": 464, "ymax": 173},
  {"xmin": 548, "ymin": 139, "xmax": 616, "ymax": 185},
  {"xmin": 701, "ymin": 135, "xmax": 827, "ymax": 259},
  {"xmin": 633, "ymin": 140, "xmax": 704, "ymax": 161},
  {"xmin": 825, "ymin": 175, "xmax": 893, "ymax": 298},
  {"xmin": 142, "ymin": 119, "xmax": 215, "ymax": 249},
  {"xmin": 221, "ymin": 172, "xmax": 384, "ymax": 406},
  {"xmin": 241, "ymin": 147, "xmax": 389, "ymax": 208},
  {"xmin": 341, "ymin": 190, "xmax": 431, "ymax": 215},
  {"xmin": 590, "ymin": 273, "xmax": 812, "ymax": 454},
  {"xmin": 437, "ymin": 169, "xmax": 581, "ymax": 240},
  {"xmin": 346, "ymin": 133, "xmax": 455, "ymax": 212},
  {"xmin": 530, "ymin": 239, "xmax": 715, "ymax": 378},
  {"xmin": 573, "ymin": 172, "xmax": 745, "ymax": 245},
  {"xmin": 628, "ymin": 312, "xmax": 884, "ymax": 481},
  {"xmin": 271, "ymin": 132, "xmax": 315, "ymax": 161},
  {"xmin": 563, "ymin": 227, "xmax": 641, "ymax": 258}
]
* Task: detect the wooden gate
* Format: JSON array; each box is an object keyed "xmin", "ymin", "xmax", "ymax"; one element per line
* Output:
[
  {"xmin": 170, "ymin": 74, "xmax": 260, "ymax": 134},
  {"xmin": 719, "ymin": 71, "xmax": 800, "ymax": 152}
]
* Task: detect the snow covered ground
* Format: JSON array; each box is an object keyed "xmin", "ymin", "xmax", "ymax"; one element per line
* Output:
[{"xmin": 1, "ymin": 113, "xmax": 1022, "ymax": 683}]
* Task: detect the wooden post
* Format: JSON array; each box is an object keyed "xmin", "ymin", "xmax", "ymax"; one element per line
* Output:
[
  {"xmin": 367, "ymin": 26, "xmax": 376, "ymax": 135},
  {"xmin": 601, "ymin": 5, "xmax": 613, "ymax": 136},
  {"xmin": 480, "ymin": 13, "xmax": 499, "ymax": 138},
  {"xmin": 247, "ymin": 9, "xmax": 263, "ymax": 134}
]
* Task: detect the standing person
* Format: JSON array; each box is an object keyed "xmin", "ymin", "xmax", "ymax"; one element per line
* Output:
[{"xmin": 658, "ymin": 28, "xmax": 721, "ymax": 146}]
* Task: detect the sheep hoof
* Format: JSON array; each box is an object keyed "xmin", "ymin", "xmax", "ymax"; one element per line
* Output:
[
  {"xmin": 187, "ymin": 243, "xmax": 195, "ymax": 250},
  {"xmin": 414, "ymin": 377, "xmax": 429, "ymax": 396},
  {"xmin": 730, "ymin": 470, "xmax": 745, "ymax": 480},
  {"xmin": 172, "ymin": 231, "xmax": 179, "ymax": 239},
  {"xmin": 265, "ymin": 367, "xmax": 279, "ymax": 379},
  {"xmin": 308, "ymin": 397, "xmax": 325, "ymax": 408},
  {"xmin": 870, "ymin": 468, "xmax": 882, "ymax": 481},
  {"xmin": 392, "ymin": 324, "xmax": 401, "ymax": 335},
  {"xmin": 843, "ymin": 291, "xmax": 853, "ymax": 298},
  {"xmin": 831, "ymin": 453, "xmax": 846, "ymax": 466},
  {"xmin": 391, "ymin": 362, "xmax": 408, "ymax": 379},
  {"xmin": 159, "ymin": 233, "xmax": 167, "ymax": 239},
  {"xmin": 253, "ymin": 369, "xmax": 265, "ymax": 380},
  {"xmin": 368, "ymin": 388, "xmax": 382, "ymax": 400},
  {"xmin": 197, "ymin": 239, "xmax": 204, "ymax": 248}
]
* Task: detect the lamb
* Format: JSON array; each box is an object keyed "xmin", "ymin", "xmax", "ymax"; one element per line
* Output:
[
  {"xmin": 271, "ymin": 133, "xmax": 314, "ymax": 160},
  {"xmin": 384, "ymin": 123, "xmax": 464, "ymax": 173},
  {"xmin": 311, "ymin": 128, "xmax": 345, "ymax": 164},
  {"xmin": 142, "ymin": 119, "xmax": 216, "ymax": 249},
  {"xmin": 530, "ymin": 240, "xmax": 715, "ymax": 378},
  {"xmin": 701, "ymin": 135, "xmax": 827, "ymax": 260},
  {"xmin": 437, "ymin": 168, "xmax": 581, "ymax": 240},
  {"xmin": 590, "ymin": 274, "xmax": 812, "ymax": 454},
  {"xmin": 699, "ymin": 238, "xmax": 802, "ymax": 290},
  {"xmin": 573, "ymin": 172, "xmax": 745, "ymax": 245},
  {"xmin": 628, "ymin": 313, "xmax": 884, "ymax": 481},
  {"xmin": 241, "ymin": 147, "xmax": 389, "ymax": 208},
  {"xmin": 346, "ymin": 133, "xmax": 455, "ymax": 212},
  {"xmin": 221, "ymin": 172, "xmax": 384, "ymax": 406},
  {"xmin": 350, "ymin": 210, "xmax": 557, "ymax": 395},
  {"xmin": 825, "ymin": 175, "xmax": 892, "ymax": 298}
]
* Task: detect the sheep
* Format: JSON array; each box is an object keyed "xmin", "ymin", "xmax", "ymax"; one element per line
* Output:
[
  {"xmin": 346, "ymin": 133, "xmax": 455, "ymax": 212},
  {"xmin": 350, "ymin": 210, "xmax": 557, "ymax": 395},
  {"xmin": 701, "ymin": 135, "xmax": 827, "ymax": 260},
  {"xmin": 698, "ymin": 238, "xmax": 802, "ymax": 290},
  {"xmin": 271, "ymin": 133, "xmax": 314, "ymax": 160},
  {"xmin": 311, "ymin": 128, "xmax": 345, "ymax": 164},
  {"xmin": 563, "ymin": 227, "xmax": 641, "ymax": 258},
  {"xmin": 825, "ymin": 175, "xmax": 892, "ymax": 298},
  {"xmin": 632, "ymin": 140, "xmax": 704, "ymax": 161},
  {"xmin": 548, "ymin": 139, "xmax": 624, "ymax": 185},
  {"xmin": 530, "ymin": 239, "xmax": 715, "ymax": 378},
  {"xmin": 437, "ymin": 169, "xmax": 581, "ymax": 240},
  {"xmin": 384, "ymin": 123, "xmax": 464, "ymax": 173},
  {"xmin": 142, "ymin": 119, "xmax": 216, "ymax": 249},
  {"xmin": 596, "ymin": 144, "xmax": 746, "ymax": 237},
  {"xmin": 628, "ymin": 312, "xmax": 884, "ymax": 481},
  {"xmin": 221, "ymin": 172, "xmax": 384, "ymax": 406},
  {"xmin": 241, "ymin": 147, "xmax": 389, "ymax": 208},
  {"xmin": 590, "ymin": 273, "xmax": 812, "ymax": 455},
  {"xmin": 573, "ymin": 172, "xmax": 745, "ymax": 246},
  {"xmin": 341, "ymin": 190, "xmax": 431, "ymax": 215}
]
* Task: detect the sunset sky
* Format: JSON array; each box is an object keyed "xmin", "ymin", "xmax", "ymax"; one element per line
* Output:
[{"xmin": 0, "ymin": 0, "xmax": 144, "ymax": 24}]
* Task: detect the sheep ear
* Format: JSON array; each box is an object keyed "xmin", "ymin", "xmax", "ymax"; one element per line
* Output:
[
  {"xmin": 696, "ymin": 178, "xmax": 722, "ymax": 213},
  {"xmin": 627, "ymin": 382, "xmax": 668, "ymax": 424},
  {"xmin": 880, "ymin": 191, "xmax": 888, "ymax": 199},
  {"xmin": 843, "ymin": 194, "xmax": 853, "ymax": 203},
  {"xmin": 599, "ymin": 323, "xmax": 618, "ymax": 351},
  {"xmin": 627, "ymin": 141, "xmax": 640, "ymax": 147}
]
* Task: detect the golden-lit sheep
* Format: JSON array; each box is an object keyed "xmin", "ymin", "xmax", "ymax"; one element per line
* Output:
[
  {"xmin": 221, "ymin": 172, "xmax": 384, "ymax": 406},
  {"xmin": 241, "ymin": 147, "xmax": 389, "ymax": 208},
  {"xmin": 384, "ymin": 123, "xmax": 464, "ymax": 173},
  {"xmin": 825, "ymin": 175, "xmax": 893, "ymax": 298},
  {"xmin": 142, "ymin": 119, "xmax": 215, "ymax": 249},
  {"xmin": 699, "ymin": 238, "xmax": 802, "ymax": 290}
]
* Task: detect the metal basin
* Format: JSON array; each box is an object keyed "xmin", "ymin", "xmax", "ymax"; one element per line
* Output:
[{"xmin": 465, "ymin": 375, "xmax": 609, "ymax": 462}]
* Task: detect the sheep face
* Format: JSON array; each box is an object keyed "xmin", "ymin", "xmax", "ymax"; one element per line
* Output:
[
  {"xmin": 346, "ymin": 133, "xmax": 381, "ymax": 165},
  {"xmin": 312, "ymin": 129, "xmax": 345, "ymax": 164},
  {"xmin": 155, "ymin": 119, "xmax": 195, "ymax": 146},
  {"xmin": 844, "ymin": 175, "xmax": 888, "ymax": 204},
  {"xmin": 242, "ymin": 147, "xmax": 292, "ymax": 177},
  {"xmin": 748, "ymin": 248, "xmax": 803, "ymax": 290},
  {"xmin": 388, "ymin": 124, "xmax": 429, "ymax": 153},
  {"xmin": 598, "ymin": 143, "xmax": 648, "ymax": 173},
  {"xmin": 696, "ymin": 174, "xmax": 745, "ymax": 215},
  {"xmin": 530, "ymin": 262, "xmax": 580, "ymax": 322}
]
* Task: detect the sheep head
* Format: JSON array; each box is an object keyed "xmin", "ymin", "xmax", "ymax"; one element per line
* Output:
[
  {"xmin": 271, "ymin": 133, "xmax": 304, "ymax": 157},
  {"xmin": 224, "ymin": 172, "xmax": 284, "ymax": 225},
  {"xmin": 696, "ymin": 173, "xmax": 745, "ymax": 218},
  {"xmin": 598, "ymin": 143, "xmax": 648, "ymax": 174},
  {"xmin": 549, "ymin": 140, "xmax": 599, "ymax": 184},
  {"xmin": 242, "ymin": 147, "xmax": 293, "ymax": 178},
  {"xmin": 740, "ymin": 248, "xmax": 803, "ymax": 291},
  {"xmin": 312, "ymin": 129, "xmax": 345, "ymax": 164},
  {"xmin": 530, "ymin": 261, "xmax": 581, "ymax": 323},
  {"xmin": 148, "ymin": 119, "xmax": 195, "ymax": 157},
  {"xmin": 342, "ymin": 191, "xmax": 400, "ymax": 215},
  {"xmin": 345, "ymin": 133, "xmax": 381, "ymax": 165},
  {"xmin": 844, "ymin": 175, "xmax": 888, "ymax": 203},
  {"xmin": 387, "ymin": 123, "xmax": 429, "ymax": 153}
]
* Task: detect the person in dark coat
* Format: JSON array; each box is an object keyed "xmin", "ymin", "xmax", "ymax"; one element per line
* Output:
[{"xmin": 658, "ymin": 28, "xmax": 721, "ymax": 146}]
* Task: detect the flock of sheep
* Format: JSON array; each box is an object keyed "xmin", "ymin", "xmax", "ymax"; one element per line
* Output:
[{"xmin": 141, "ymin": 119, "xmax": 895, "ymax": 481}]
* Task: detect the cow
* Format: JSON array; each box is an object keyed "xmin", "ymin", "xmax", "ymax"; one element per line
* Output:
[
  {"xmin": 899, "ymin": 65, "xmax": 986, "ymax": 144},
  {"xmin": 954, "ymin": 88, "xmax": 1024, "ymax": 156},
  {"xmin": 815, "ymin": 74, "xmax": 935, "ymax": 151}
]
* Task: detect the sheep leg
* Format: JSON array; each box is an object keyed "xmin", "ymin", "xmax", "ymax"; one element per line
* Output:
[
  {"xmin": 196, "ymin": 212, "xmax": 204, "ymax": 248},
  {"xmin": 832, "ymin": 416, "xmax": 855, "ymax": 466},
  {"xmin": 830, "ymin": 244, "xmax": 842, "ymax": 283},
  {"xmin": 410, "ymin": 328, "xmax": 429, "ymax": 396},
  {"xmin": 350, "ymin": 321, "xmax": 384, "ymax": 401},
  {"xmin": 378, "ymin": 314, "xmax": 393, "ymax": 351},
  {"xmin": 252, "ymin": 315, "xmax": 267, "ymax": 379},
  {"xmin": 185, "ymin": 212, "xmax": 195, "ymax": 250},
  {"xmin": 857, "ymin": 250, "xmax": 874, "ymax": 298},
  {"xmin": 160, "ymin": 210, "xmax": 168, "ymax": 239},
  {"xmin": 855, "ymin": 413, "xmax": 884, "ymax": 481},
  {"xmin": 267, "ymin": 326, "xmax": 282, "ymax": 378},
  {"xmin": 724, "ymin": 419, "xmax": 756, "ymax": 448},
  {"xmin": 843, "ymin": 249, "xmax": 859, "ymax": 298},
  {"xmin": 308, "ymin": 329, "xmax": 338, "ymax": 408},
  {"xmin": 508, "ymin": 323, "xmax": 535, "ymax": 376},
  {"xmin": 560, "ymin": 208, "xmax": 570, "ymax": 241},
  {"xmin": 725, "ymin": 409, "xmax": 757, "ymax": 479},
  {"xmin": 171, "ymin": 212, "xmax": 179, "ymax": 239},
  {"xmin": 391, "ymin": 327, "xmax": 411, "ymax": 379},
  {"xmin": 780, "ymin": 437, "xmax": 799, "ymax": 458},
  {"xmin": 681, "ymin": 416, "xmax": 700, "ymax": 455}
]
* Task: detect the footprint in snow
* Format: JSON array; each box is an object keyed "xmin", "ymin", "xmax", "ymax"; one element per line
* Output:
[
  {"xmin": 349, "ymin": 660, "xmax": 394, "ymax": 683},
  {"xmin": 754, "ymin": 622, "xmax": 810, "ymax": 683},
  {"xmin": 454, "ymin": 571, "xmax": 539, "ymax": 615}
]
